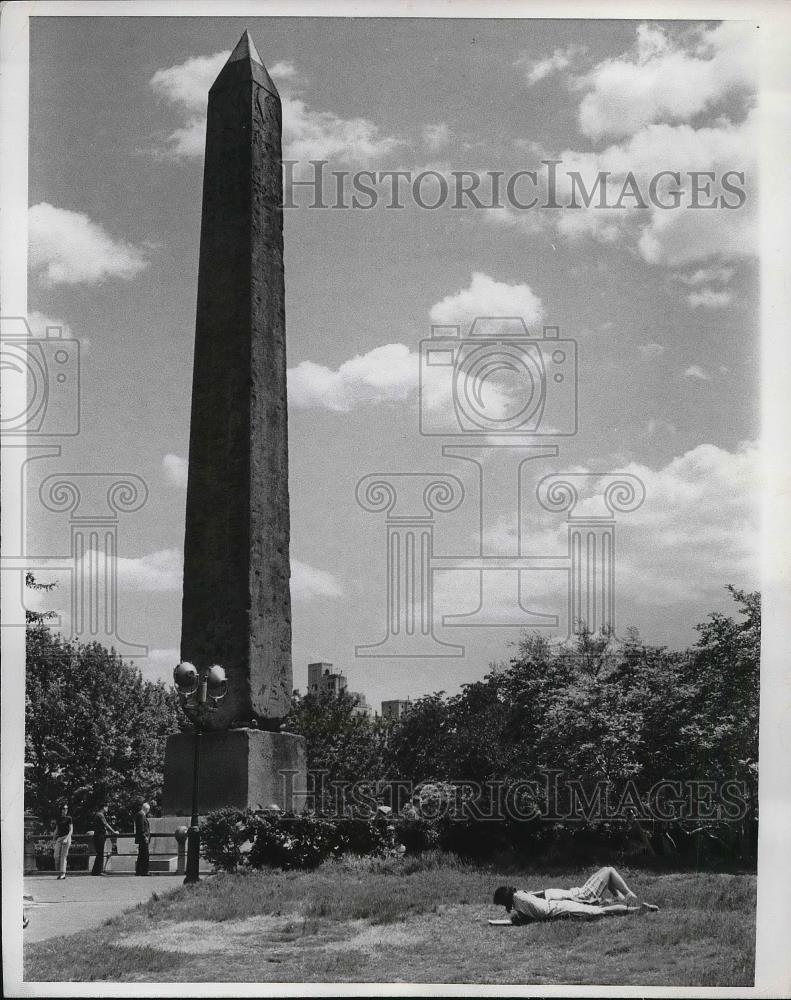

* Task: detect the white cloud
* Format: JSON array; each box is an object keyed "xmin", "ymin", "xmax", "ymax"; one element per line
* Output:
[
  {"xmin": 429, "ymin": 271, "xmax": 545, "ymax": 328},
  {"xmin": 291, "ymin": 559, "xmax": 343, "ymax": 600},
  {"xmin": 493, "ymin": 112, "xmax": 757, "ymax": 267},
  {"xmin": 517, "ymin": 45, "xmax": 584, "ymax": 85},
  {"xmin": 499, "ymin": 23, "xmax": 757, "ymax": 268},
  {"xmin": 162, "ymin": 453, "xmax": 188, "ymax": 487},
  {"xmin": 29, "ymin": 203, "xmax": 149, "ymax": 286},
  {"xmin": 157, "ymin": 117, "xmax": 207, "ymax": 159},
  {"xmin": 638, "ymin": 343, "xmax": 665, "ymax": 356},
  {"xmin": 683, "ymin": 365, "xmax": 711, "ymax": 380},
  {"xmin": 288, "ymin": 343, "xmax": 419, "ymax": 411},
  {"xmin": 114, "ymin": 548, "xmax": 183, "ymax": 592},
  {"xmin": 614, "ymin": 442, "xmax": 760, "ymax": 605},
  {"xmin": 281, "ymin": 95, "xmax": 401, "ymax": 163},
  {"xmin": 288, "ymin": 273, "xmax": 546, "ymax": 415},
  {"xmin": 436, "ymin": 442, "xmax": 759, "ymax": 621},
  {"xmin": 87, "ymin": 543, "xmax": 341, "ymax": 604},
  {"xmin": 270, "ymin": 60, "xmax": 297, "ymax": 80},
  {"xmin": 150, "ymin": 51, "xmax": 228, "ymax": 108},
  {"xmin": 644, "ymin": 418, "xmax": 677, "ymax": 436},
  {"xmin": 422, "ymin": 122, "xmax": 451, "ymax": 151},
  {"xmin": 149, "ymin": 51, "xmax": 402, "ymax": 163},
  {"xmin": 678, "ymin": 266, "xmax": 735, "ymax": 287},
  {"xmin": 687, "ymin": 288, "xmax": 733, "ymax": 309},
  {"xmin": 577, "ymin": 22, "xmax": 756, "ymax": 140},
  {"xmin": 26, "ymin": 310, "xmax": 71, "ymax": 339}
]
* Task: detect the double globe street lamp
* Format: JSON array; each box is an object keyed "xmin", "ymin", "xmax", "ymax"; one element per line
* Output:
[{"xmin": 173, "ymin": 661, "xmax": 228, "ymax": 884}]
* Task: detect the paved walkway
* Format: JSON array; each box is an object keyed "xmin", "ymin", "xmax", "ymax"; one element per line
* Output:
[{"xmin": 23, "ymin": 874, "xmax": 186, "ymax": 944}]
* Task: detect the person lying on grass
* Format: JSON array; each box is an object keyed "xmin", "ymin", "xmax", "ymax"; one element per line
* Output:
[{"xmin": 491, "ymin": 866, "xmax": 660, "ymax": 924}]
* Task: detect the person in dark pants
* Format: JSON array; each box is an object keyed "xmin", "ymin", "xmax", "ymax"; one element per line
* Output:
[
  {"xmin": 91, "ymin": 802, "xmax": 118, "ymax": 876},
  {"xmin": 134, "ymin": 801, "xmax": 151, "ymax": 876}
]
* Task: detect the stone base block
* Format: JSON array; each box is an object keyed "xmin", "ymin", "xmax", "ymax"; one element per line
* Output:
[{"xmin": 162, "ymin": 728, "xmax": 307, "ymax": 816}]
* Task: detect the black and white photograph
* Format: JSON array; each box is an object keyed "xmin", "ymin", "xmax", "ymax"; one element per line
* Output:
[{"xmin": 2, "ymin": 1, "xmax": 790, "ymax": 994}]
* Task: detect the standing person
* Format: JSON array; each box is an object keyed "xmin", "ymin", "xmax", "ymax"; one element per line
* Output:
[
  {"xmin": 134, "ymin": 801, "xmax": 151, "ymax": 876},
  {"xmin": 53, "ymin": 802, "xmax": 73, "ymax": 880},
  {"xmin": 90, "ymin": 802, "xmax": 118, "ymax": 876}
]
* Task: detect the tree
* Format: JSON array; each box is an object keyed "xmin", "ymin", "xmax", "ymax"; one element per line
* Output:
[
  {"xmin": 283, "ymin": 689, "xmax": 389, "ymax": 812},
  {"xmin": 25, "ymin": 579, "xmax": 180, "ymax": 830},
  {"xmin": 688, "ymin": 586, "xmax": 760, "ymax": 854}
]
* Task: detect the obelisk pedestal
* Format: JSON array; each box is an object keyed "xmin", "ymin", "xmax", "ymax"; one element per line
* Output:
[
  {"xmin": 162, "ymin": 31, "xmax": 305, "ymax": 819},
  {"xmin": 162, "ymin": 728, "xmax": 307, "ymax": 814}
]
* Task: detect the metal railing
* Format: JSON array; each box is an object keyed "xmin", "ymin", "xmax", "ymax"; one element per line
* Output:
[{"xmin": 24, "ymin": 831, "xmax": 190, "ymax": 875}]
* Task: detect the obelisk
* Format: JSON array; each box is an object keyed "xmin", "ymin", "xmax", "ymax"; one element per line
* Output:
[
  {"xmin": 182, "ymin": 30, "xmax": 292, "ymax": 730},
  {"xmin": 162, "ymin": 32, "xmax": 305, "ymax": 817}
]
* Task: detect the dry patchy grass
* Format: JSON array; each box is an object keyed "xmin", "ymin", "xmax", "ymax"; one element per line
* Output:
[{"xmin": 25, "ymin": 854, "xmax": 755, "ymax": 987}]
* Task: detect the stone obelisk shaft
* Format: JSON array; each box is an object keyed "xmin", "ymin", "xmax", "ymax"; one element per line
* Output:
[{"xmin": 180, "ymin": 34, "xmax": 291, "ymax": 730}]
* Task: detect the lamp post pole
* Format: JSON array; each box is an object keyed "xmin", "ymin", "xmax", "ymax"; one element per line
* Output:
[
  {"xmin": 173, "ymin": 662, "xmax": 227, "ymax": 886},
  {"xmin": 184, "ymin": 725, "xmax": 202, "ymax": 884}
]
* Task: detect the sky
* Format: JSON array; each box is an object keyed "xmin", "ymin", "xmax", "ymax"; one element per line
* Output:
[{"xmin": 24, "ymin": 15, "xmax": 760, "ymax": 710}]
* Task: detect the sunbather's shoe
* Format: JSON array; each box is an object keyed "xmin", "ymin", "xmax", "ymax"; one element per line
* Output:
[{"xmin": 640, "ymin": 901, "xmax": 659, "ymax": 912}]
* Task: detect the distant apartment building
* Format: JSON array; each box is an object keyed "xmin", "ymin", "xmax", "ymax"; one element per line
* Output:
[
  {"xmin": 307, "ymin": 661, "xmax": 372, "ymax": 717},
  {"xmin": 381, "ymin": 699, "xmax": 412, "ymax": 720},
  {"xmin": 308, "ymin": 661, "xmax": 345, "ymax": 695}
]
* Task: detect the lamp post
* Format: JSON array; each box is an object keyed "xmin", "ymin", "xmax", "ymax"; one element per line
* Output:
[{"xmin": 173, "ymin": 661, "xmax": 227, "ymax": 884}]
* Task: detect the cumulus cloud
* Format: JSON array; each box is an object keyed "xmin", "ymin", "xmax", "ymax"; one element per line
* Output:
[
  {"xmin": 638, "ymin": 343, "xmax": 665, "ymax": 356},
  {"xmin": 435, "ymin": 442, "xmax": 759, "ymax": 623},
  {"xmin": 644, "ymin": 418, "xmax": 677, "ymax": 436},
  {"xmin": 422, "ymin": 122, "xmax": 451, "ymax": 151},
  {"xmin": 291, "ymin": 559, "xmax": 343, "ymax": 600},
  {"xmin": 576, "ymin": 22, "xmax": 756, "ymax": 140},
  {"xmin": 150, "ymin": 50, "xmax": 228, "ymax": 108},
  {"xmin": 490, "ymin": 111, "xmax": 757, "ymax": 266},
  {"xmin": 85, "ymin": 543, "xmax": 341, "ymax": 604},
  {"xmin": 498, "ymin": 23, "xmax": 757, "ymax": 268},
  {"xmin": 288, "ymin": 273, "xmax": 546, "ymax": 414},
  {"xmin": 613, "ymin": 441, "xmax": 760, "ymax": 605},
  {"xmin": 683, "ymin": 365, "xmax": 711, "ymax": 380},
  {"xmin": 149, "ymin": 50, "xmax": 401, "ymax": 163},
  {"xmin": 281, "ymin": 96, "xmax": 401, "ymax": 163},
  {"xmin": 687, "ymin": 288, "xmax": 733, "ymax": 309},
  {"xmin": 429, "ymin": 271, "xmax": 545, "ymax": 328},
  {"xmin": 517, "ymin": 45, "xmax": 584, "ymax": 85},
  {"xmin": 26, "ymin": 310, "xmax": 71, "ymax": 339},
  {"xmin": 162, "ymin": 453, "xmax": 188, "ymax": 487},
  {"xmin": 29, "ymin": 203, "xmax": 149, "ymax": 286},
  {"xmin": 288, "ymin": 343, "xmax": 419, "ymax": 411},
  {"xmin": 114, "ymin": 548, "xmax": 183, "ymax": 592},
  {"xmin": 269, "ymin": 60, "xmax": 297, "ymax": 80},
  {"xmin": 678, "ymin": 266, "xmax": 735, "ymax": 287},
  {"xmin": 446, "ymin": 444, "xmax": 761, "ymax": 628}
]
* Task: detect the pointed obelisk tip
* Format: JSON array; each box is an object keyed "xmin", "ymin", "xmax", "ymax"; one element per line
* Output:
[
  {"xmin": 227, "ymin": 29, "xmax": 264, "ymax": 66},
  {"xmin": 211, "ymin": 29, "xmax": 279, "ymax": 97}
]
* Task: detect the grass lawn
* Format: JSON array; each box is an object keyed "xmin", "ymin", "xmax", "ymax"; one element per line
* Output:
[{"xmin": 25, "ymin": 853, "xmax": 756, "ymax": 986}]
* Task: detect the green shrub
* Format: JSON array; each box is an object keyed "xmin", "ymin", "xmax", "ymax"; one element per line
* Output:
[
  {"xmin": 248, "ymin": 814, "xmax": 337, "ymax": 871},
  {"xmin": 199, "ymin": 808, "xmax": 256, "ymax": 872},
  {"xmin": 333, "ymin": 816, "xmax": 393, "ymax": 856},
  {"xmin": 394, "ymin": 816, "xmax": 440, "ymax": 854}
]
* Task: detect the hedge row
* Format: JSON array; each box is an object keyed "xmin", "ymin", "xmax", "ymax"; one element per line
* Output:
[{"xmin": 199, "ymin": 808, "xmax": 403, "ymax": 872}]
